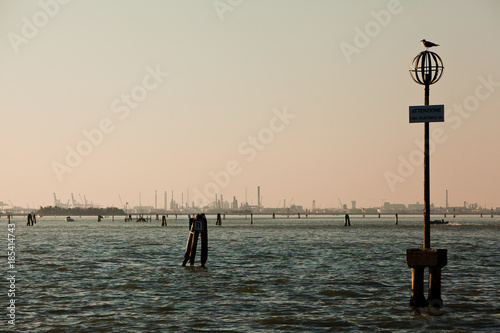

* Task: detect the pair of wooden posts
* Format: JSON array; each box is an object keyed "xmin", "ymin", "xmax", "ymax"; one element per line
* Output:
[
  {"xmin": 182, "ymin": 214, "xmax": 208, "ymax": 267},
  {"xmin": 344, "ymin": 214, "xmax": 351, "ymax": 226},
  {"xmin": 27, "ymin": 214, "xmax": 36, "ymax": 226}
]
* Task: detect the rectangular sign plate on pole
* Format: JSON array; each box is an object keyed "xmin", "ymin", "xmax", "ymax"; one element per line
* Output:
[{"xmin": 409, "ymin": 104, "xmax": 444, "ymax": 123}]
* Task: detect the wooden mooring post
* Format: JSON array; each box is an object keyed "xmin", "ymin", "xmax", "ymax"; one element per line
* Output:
[
  {"xmin": 215, "ymin": 213, "xmax": 222, "ymax": 225},
  {"xmin": 395, "ymin": 213, "xmax": 399, "ymax": 225},
  {"xmin": 182, "ymin": 214, "xmax": 208, "ymax": 267},
  {"xmin": 161, "ymin": 215, "xmax": 167, "ymax": 226},
  {"xmin": 27, "ymin": 214, "xmax": 35, "ymax": 226},
  {"xmin": 344, "ymin": 214, "xmax": 350, "ymax": 226}
]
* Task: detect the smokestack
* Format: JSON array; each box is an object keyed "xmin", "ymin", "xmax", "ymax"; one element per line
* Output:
[
  {"xmin": 446, "ymin": 190, "xmax": 448, "ymax": 210},
  {"xmin": 258, "ymin": 186, "xmax": 261, "ymax": 209}
]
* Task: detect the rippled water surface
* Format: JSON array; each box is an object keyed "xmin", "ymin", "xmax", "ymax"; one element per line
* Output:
[{"xmin": 4, "ymin": 215, "xmax": 500, "ymax": 332}]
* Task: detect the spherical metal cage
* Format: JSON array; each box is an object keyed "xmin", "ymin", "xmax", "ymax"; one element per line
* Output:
[{"xmin": 409, "ymin": 51, "xmax": 444, "ymax": 85}]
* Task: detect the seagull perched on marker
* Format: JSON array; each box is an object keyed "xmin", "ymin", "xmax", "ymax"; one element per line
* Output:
[{"xmin": 421, "ymin": 39, "xmax": 439, "ymax": 49}]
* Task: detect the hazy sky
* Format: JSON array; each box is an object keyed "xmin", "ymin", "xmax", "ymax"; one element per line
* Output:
[{"xmin": 1, "ymin": 0, "xmax": 499, "ymax": 210}]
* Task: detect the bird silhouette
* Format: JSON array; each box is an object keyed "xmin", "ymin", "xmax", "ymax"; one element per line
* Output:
[{"xmin": 421, "ymin": 39, "xmax": 439, "ymax": 49}]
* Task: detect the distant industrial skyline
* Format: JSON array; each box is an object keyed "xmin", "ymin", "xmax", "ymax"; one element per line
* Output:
[
  {"xmin": 1, "ymin": 1, "xmax": 499, "ymax": 211},
  {"xmin": 1, "ymin": 186, "xmax": 498, "ymax": 214}
]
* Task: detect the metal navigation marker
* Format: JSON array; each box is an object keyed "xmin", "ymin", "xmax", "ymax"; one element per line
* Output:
[
  {"xmin": 406, "ymin": 46, "xmax": 447, "ymax": 310},
  {"xmin": 409, "ymin": 104, "xmax": 445, "ymax": 123}
]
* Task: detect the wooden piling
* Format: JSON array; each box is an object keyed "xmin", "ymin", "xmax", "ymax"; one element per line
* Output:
[
  {"xmin": 272, "ymin": 212, "xmax": 275, "ymax": 219},
  {"xmin": 200, "ymin": 221, "xmax": 208, "ymax": 267},
  {"xmin": 250, "ymin": 213, "xmax": 253, "ymax": 224},
  {"xmin": 27, "ymin": 214, "xmax": 34, "ymax": 226},
  {"xmin": 216, "ymin": 213, "xmax": 222, "ymax": 225},
  {"xmin": 395, "ymin": 213, "xmax": 399, "ymax": 225},
  {"xmin": 344, "ymin": 214, "xmax": 350, "ymax": 226},
  {"xmin": 183, "ymin": 218, "xmax": 196, "ymax": 266},
  {"xmin": 189, "ymin": 229, "xmax": 199, "ymax": 266},
  {"xmin": 298, "ymin": 213, "xmax": 300, "ymax": 219},
  {"xmin": 182, "ymin": 214, "xmax": 208, "ymax": 267},
  {"xmin": 161, "ymin": 215, "xmax": 167, "ymax": 226}
]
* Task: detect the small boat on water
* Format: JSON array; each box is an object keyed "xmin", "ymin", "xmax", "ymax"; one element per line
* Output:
[
  {"xmin": 431, "ymin": 219, "xmax": 449, "ymax": 225},
  {"xmin": 65, "ymin": 216, "xmax": 75, "ymax": 222}
]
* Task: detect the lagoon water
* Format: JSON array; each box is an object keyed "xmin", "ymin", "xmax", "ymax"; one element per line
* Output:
[{"xmin": 4, "ymin": 214, "xmax": 500, "ymax": 332}]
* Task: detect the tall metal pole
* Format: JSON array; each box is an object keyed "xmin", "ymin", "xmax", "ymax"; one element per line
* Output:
[{"xmin": 424, "ymin": 84, "xmax": 430, "ymax": 249}]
